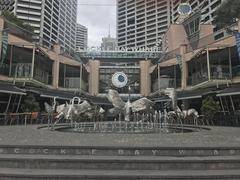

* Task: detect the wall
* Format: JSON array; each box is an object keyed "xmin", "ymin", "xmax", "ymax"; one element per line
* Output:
[{"xmin": 163, "ymin": 24, "xmax": 214, "ymax": 52}]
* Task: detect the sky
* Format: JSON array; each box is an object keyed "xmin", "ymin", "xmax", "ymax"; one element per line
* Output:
[{"xmin": 77, "ymin": 0, "xmax": 117, "ymax": 47}]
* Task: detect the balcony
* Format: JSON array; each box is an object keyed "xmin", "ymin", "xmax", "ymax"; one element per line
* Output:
[
  {"xmin": 187, "ymin": 47, "xmax": 233, "ymax": 88},
  {"xmin": 0, "ymin": 45, "xmax": 53, "ymax": 87},
  {"xmin": 151, "ymin": 65, "xmax": 182, "ymax": 93},
  {"xmin": 11, "ymin": 63, "xmax": 53, "ymax": 86}
]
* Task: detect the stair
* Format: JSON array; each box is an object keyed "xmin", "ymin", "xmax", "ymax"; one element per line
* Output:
[{"xmin": 0, "ymin": 145, "xmax": 240, "ymax": 179}]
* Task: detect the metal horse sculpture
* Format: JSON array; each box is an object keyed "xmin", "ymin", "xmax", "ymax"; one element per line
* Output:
[
  {"xmin": 164, "ymin": 88, "xmax": 199, "ymax": 126},
  {"xmin": 107, "ymin": 89, "xmax": 155, "ymax": 122},
  {"xmin": 53, "ymin": 97, "xmax": 105, "ymax": 127}
]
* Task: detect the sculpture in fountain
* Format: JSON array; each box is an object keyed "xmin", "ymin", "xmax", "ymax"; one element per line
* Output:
[
  {"xmin": 45, "ymin": 97, "xmax": 105, "ymax": 128},
  {"xmin": 44, "ymin": 87, "xmax": 200, "ymax": 133},
  {"xmin": 106, "ymin": 89, "xmax": 155, "ymax": 122},
  {"xmin": 164, "ymin": 88, "xmax": 199, "ymax": 125}
]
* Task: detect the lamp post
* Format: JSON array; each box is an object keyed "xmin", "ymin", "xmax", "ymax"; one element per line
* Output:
[{"xmin": 128, "ymin": 85, "xmax": 131, "ymax": 102}]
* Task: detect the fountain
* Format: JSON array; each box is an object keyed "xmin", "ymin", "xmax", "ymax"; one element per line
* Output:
[{"xmin": 43, "ymin": 87, "xmax": 202, "ymax": 134}]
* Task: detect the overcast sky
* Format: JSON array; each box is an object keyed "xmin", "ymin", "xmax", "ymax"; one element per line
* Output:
[{"xmin": 77, "ymin": 0, "xmax": 117, "ymax": 47}]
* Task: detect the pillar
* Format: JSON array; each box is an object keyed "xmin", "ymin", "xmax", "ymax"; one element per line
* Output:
[
  {"xmin": 79, "ymin": 63, "xmax": 83, "ymax": 92},
  {"xmin": 52, "ymin": 44, "xmax": 60, "ymax": 88},
  {"xmin": 0, "ymin": 18, "xmax": 5, "ymax": 60},
  {"xmin": 157, "ymin": 64, "xmax": 160, "ymax": 92},
  {"xmin": 30, "ymin": 45, "xmax": 36, "ymax": 78},
  {"xmin": 88, "ymin": 60, "xmax": 100, "ymax": 96},
  {"xmin": 180, "ymin": 44, "xmax": 188, "ymax": 90},
  {"xmin": 140, "ymin": 60, "xmax": 151, "ymax": 96},
  {"xmin": 206, "ymin": 48, "xmax": 211, "ymax": 81},
  {"xmin": 238, "ymin": 20, "xmax": 240, "ymax": 32}
]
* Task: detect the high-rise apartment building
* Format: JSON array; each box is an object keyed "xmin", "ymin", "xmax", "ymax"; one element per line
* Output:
[
  {"xmin": 76, "ymin": 23, "xmax": 88, "ymax": 51},
  {"xmin": 1, "ymin": 0, "xmax": 77, "ymax": 52},
  {"xmin": 0, "ymin": 0, "xmax": 15, "ymax": 13},
  {"xmin": 40, "ymin": 0, "xmax": 77, "ymax": 52},
  {"xmin": 171, "ymin": 0, "xmax": 223, "ymax": 24},
  {"xmin": 117, "ymin": 0, "xmax": 224, "ymax": 49},
  {"xmin": 117, "ymin": 0, "xmax": 171, "ymax": 49},
  {"xmin": 19, "ymin": 0, "xmax": 44, "ymax": 41}
]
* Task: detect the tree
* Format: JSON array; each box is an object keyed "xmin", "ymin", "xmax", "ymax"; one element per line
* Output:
[
  {"xmin": 2, "ymin": 11, "xmax": 34, "ymax": 33},
  {"xmin": 214, "ymin": 0, "xmax": 240, "ymax": 28},
  {"xmin": 22, "ymin": 94, "xmax": 40, "ymax": 112},
  {"xmin": 201, "ymin": 96, "xmax": 220, "ymax": 122}
]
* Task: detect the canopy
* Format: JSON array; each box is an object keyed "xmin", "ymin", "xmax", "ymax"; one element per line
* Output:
[
  {"xmin": 217, "ymin": 86, "xmax": 240, "ymax": 97},
  {"xmin": 25, "ymin": 87, "xmax": 75, "ymax": 100},
  {"xmin": 0, "ymin": 82, "xmax": 26, "ymax": 95}
]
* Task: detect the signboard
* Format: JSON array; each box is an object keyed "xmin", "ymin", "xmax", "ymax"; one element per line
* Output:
[
  {"xmin": 177, "ymin": 3, "xmax": 192, "ymax": 16},
  {"xmin": 112, "ymin": 72, "xmax": 128, "ymax": 88}
]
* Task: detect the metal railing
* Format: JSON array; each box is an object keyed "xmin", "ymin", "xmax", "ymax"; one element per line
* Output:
[
  {"xmin": 212, "ymin": 112, "xmax": 240, "ymax": 127},
  {"xmin": 0, "ymin": 112, "xmax": 68, "ymax": 126}
]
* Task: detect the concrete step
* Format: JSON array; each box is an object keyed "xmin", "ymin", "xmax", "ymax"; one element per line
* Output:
[
  {"xmin": 1, "ymin": 145, "xmax": 240, "ymax": 157},
  {"xmin": 0, "ymin": 168, "xmax": 240, "ymax": 180},
  {"xmin": 1, "ymin": 154, "xmax": 240, "ymax": 170}
]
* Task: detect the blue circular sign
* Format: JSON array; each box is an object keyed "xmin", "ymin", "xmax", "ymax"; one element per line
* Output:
[{"xmin": 112, "ymin": 72, "xmax": 128, "ymax": 88}]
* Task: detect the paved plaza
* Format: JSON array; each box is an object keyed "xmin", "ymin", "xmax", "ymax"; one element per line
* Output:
[{"xmin": 0, "ymin": 125, "xmax": 239, "ymax": 148}]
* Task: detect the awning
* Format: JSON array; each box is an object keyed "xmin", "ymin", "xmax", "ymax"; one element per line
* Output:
[
  {"xmin": 25, "ymin": 87, "xmax": 75, "ymax": 100},
  {"xmin": 177, "ymin": 89, "xmax": 211, "ymax": 100},
  {"xmin": 83, "ymin": 95, "xmax": 111, "ymax": 105},
  {"xmin": 152, "ymin": 96, "xmax": 171, "ymax": 103},
  {"xmin": 217, "ymin": 86, "xmax": 240, "ymax": 97},
  {"xmin": 152, "ymin": 88, "xmax": 218, "ymax": 102},
  {"xmin": 25, "ymin": 87, "xmax": 112, "ymax": 105},
  {"xmin": 0, "ymin": 82, "xmax": 26, "ymax": 95}
]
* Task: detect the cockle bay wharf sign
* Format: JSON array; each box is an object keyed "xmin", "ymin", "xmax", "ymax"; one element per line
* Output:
[
  {"xmin": 0, "ymin": 146, "xmax": 238, "ymax": 156},
  {"xmin": 75, "ymin": 47, "xmax": 164, "ymax": 61}
]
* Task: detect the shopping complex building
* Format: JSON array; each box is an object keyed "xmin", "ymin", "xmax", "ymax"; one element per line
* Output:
[{"xmin": 0, "ymin": 12, "xmax": 240, "ymax": 117}]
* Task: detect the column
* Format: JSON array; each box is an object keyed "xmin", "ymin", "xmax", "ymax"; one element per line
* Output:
[
  {"xmin": 88, "ymin": 60, "xmax": 100, "ymax": 96},
  {"xmin": 30, "ymin": 45, "xmax": 36, "ymax": 78},
  {"xmin": 157, "ymin": 64, "xmax": 160, "ymax": 92},
  {"xmin": 52, "ymin": 44, "xmax": 60, "ymax": 88},
  {"xmin": 180, "ymin": 44, "xmax": 188, "ymax": 90},
  {"xmin": 79, "ymin": 63, "xmax": 83, "ymax": 92},
  {"xmin": 206, "ymin": 48, "xmax": 211, "ymax": 81},
  {"xmin": 140, "ymin": 60, "xmax": 151, "ymax": 96},
  {"xmin": 0, "ymin": 18, "xmax": 4, "ymax": 60},
  {"xmin": 238, "ymin": 20, "xmax": 240, "ymax": 32}
]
